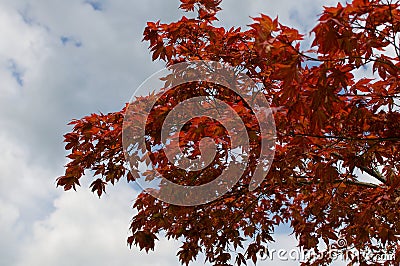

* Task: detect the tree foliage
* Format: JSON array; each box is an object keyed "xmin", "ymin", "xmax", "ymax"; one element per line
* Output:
[{"xmin": 57, "ymin": 0, "xmax": 400, "ymax": 265}]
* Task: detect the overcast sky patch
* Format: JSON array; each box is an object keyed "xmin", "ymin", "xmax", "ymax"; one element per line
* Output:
[
  {"xmin": 84, "ymin": 0, "xmax": 103, "ymax": 11},
  {"xmin": 60, "ymin": 36, "xmax": 82, "ymax": 47},
  {"xmin": 7, "ymin": 59, "xmax": 24, "ymax": 86},
  {"xmin": 18, "ymin": 7, "xmax": 34, "ymax": 25}
]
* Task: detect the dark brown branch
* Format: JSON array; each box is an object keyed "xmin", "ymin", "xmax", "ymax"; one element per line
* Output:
[
  {"xmin": 291, "ymin": 178, "xmax": 379, "ymax": 189},
  {"xmin": 357, "ymin": 165, "xmax": 387, "ymax": 184},
  {"xmin": 286, "ymin": 133, "xmax": 400, "ymax": 142}
]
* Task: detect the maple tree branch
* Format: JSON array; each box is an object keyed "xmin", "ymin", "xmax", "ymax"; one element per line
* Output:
[
  {"xmin": 337, "ymin": 94, "xmax": 400, "ymax": 99},
  {"xmin": 285, "ymin": 133, "xmax": 391, "ymax": 184},
  {"xmin": 290, "ymin": 177, "xmax": 379, "ymax": 189},
  {"xmin": 356, "ymin": 165, "xmax": 387, "ymax": 184},
  {"xmin": 294, "ymin": 47, "xmax": 400, "ymax": 71},
  {"xmin": 287, "ymin": 133, "xmax": 400, "ymax": 142},
  {"xmin": 351, "ymin": 22, "xmax": 399, "ymax": 56},
  {"xmin": 339, "ymin": 179, "xmax": 379, "ymax": 188}
]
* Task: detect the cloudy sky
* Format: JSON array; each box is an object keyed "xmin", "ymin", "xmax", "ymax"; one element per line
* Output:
[{"xmin": 0, "ymin": 0, "xmax": 353, "ymax": 265}]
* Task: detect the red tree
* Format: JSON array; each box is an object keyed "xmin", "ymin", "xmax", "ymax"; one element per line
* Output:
[{"xmin": 57, "ymin": 0, "xmax": 400, "ymax": 265}]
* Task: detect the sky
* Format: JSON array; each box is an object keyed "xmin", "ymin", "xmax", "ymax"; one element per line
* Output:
[{"xmin": 0, "ymin": 0, "xmax": 356, "ymax": 265}]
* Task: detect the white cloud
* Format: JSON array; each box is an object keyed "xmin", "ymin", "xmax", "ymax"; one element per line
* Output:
[
  {"xmin": 15, "ymin": 181, "xmax": 212, "ymax": 266},
  {"xmin": 218, "ymin": 0, "xmax": 346, "ymax": 32},
  {"xmin": 15, "ymin": 183, "xmax": 137, "ymax": 266},
  {"xmin": 0, "ymin": 199, "xmax": 21, "ymax": 266},
  {"xmin": 0, "ymin": 133, "xmax": 60, "ymax": 265}
]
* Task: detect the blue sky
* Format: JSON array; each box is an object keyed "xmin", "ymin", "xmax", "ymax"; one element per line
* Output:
[{"xmin": 0, "ymin": 0, "xmax": 353, "ymax": 265}]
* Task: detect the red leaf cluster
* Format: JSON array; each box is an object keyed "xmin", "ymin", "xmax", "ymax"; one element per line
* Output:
[{"xmin": 57, "ymin": 0, "xmax": 400, "ymax": 265}]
